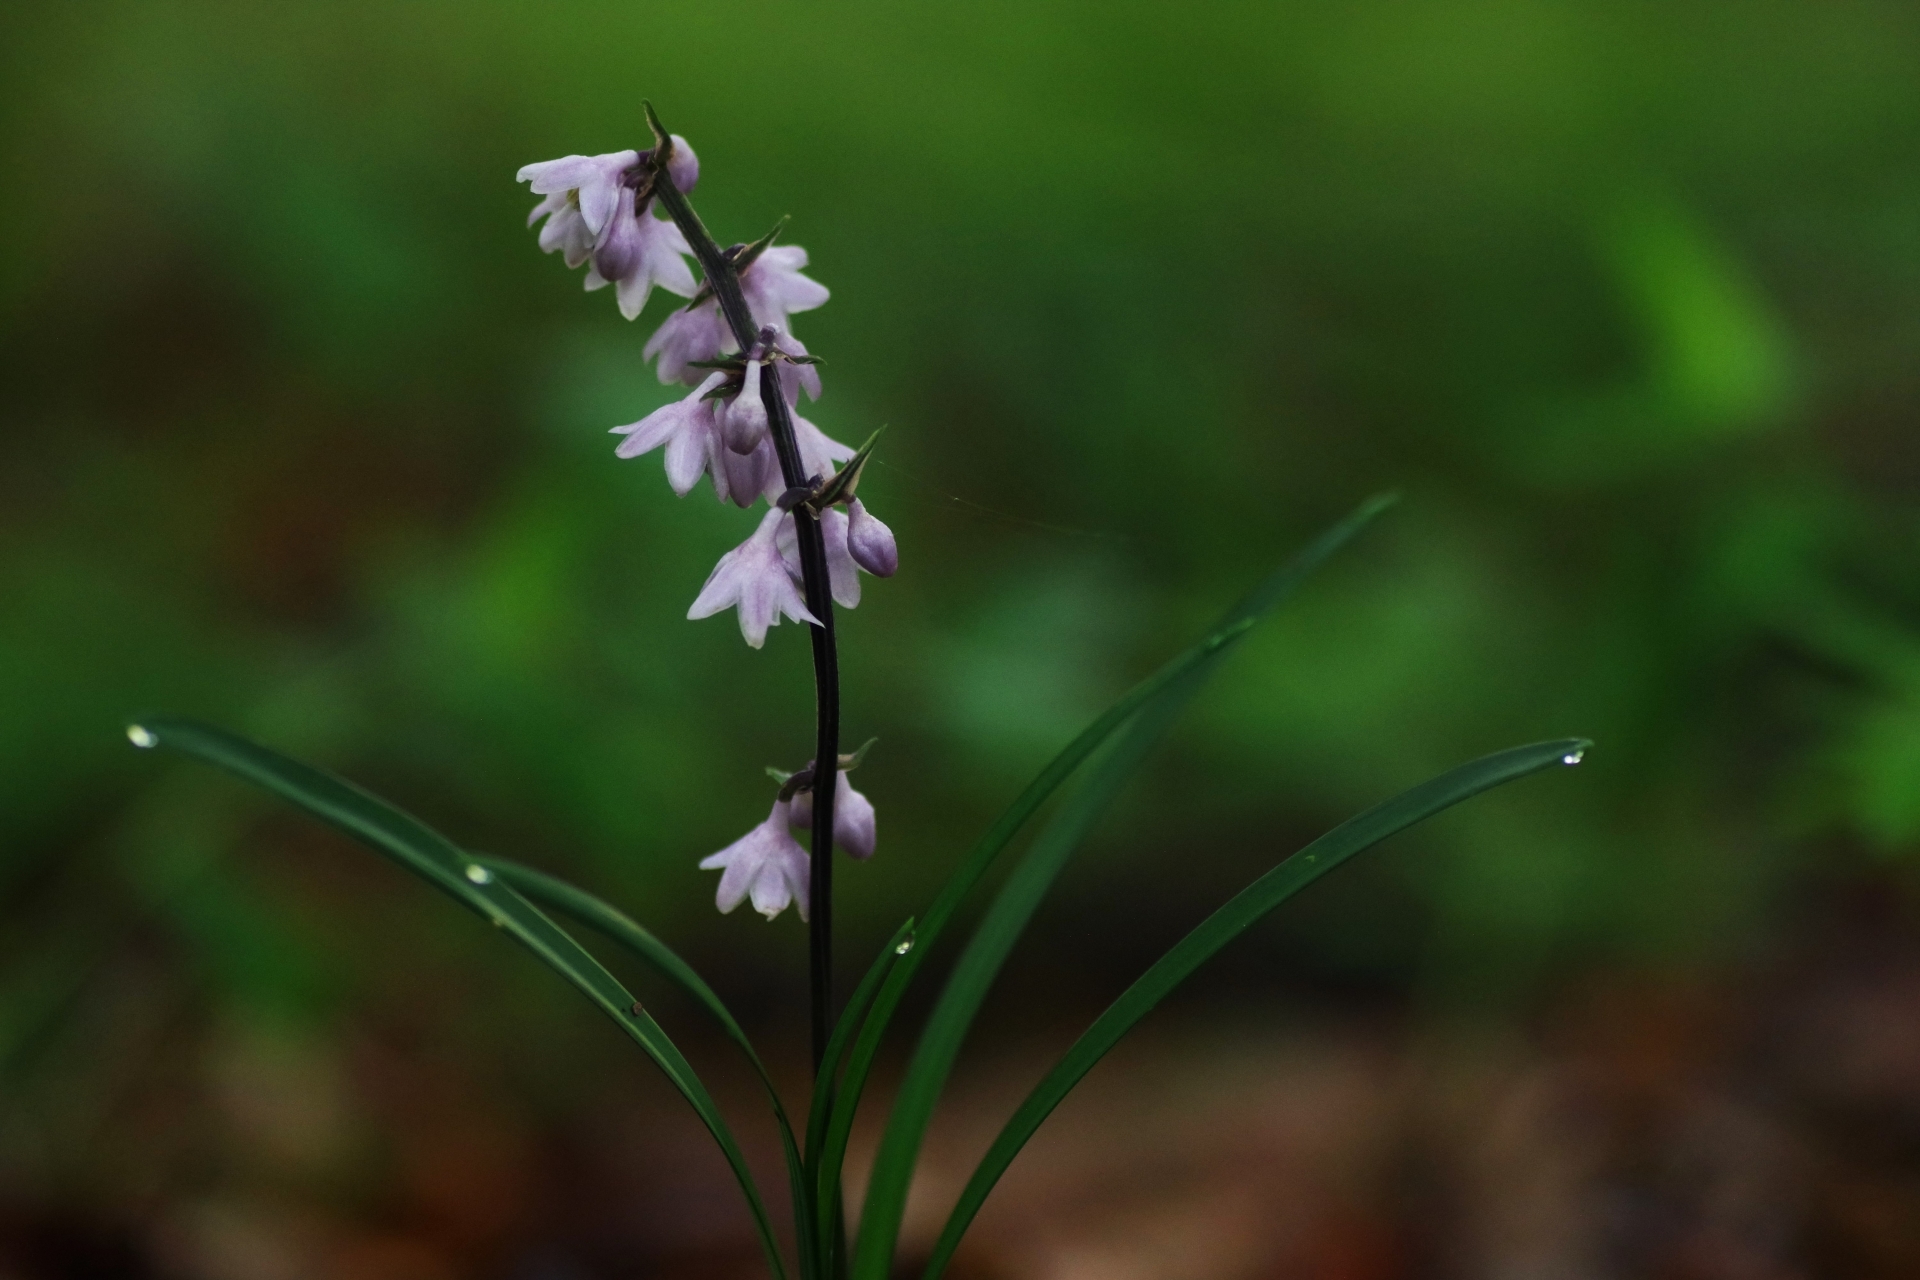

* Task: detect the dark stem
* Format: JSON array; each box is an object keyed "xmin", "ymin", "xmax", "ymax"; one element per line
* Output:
[{"xmin": 650, "ymin": 161, "xmax": 840, "ymax": 1079}]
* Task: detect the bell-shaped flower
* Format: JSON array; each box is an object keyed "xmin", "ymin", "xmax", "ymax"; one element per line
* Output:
[
  {"xmin": 688, "ymin": 507, "xmax": 820, "ymax": 647},
  {"xmin": 613, "ymin": 372, "xmax": 728, "ymax": 495},
  {"xmin": 717, "ymin": 438, "xmax": 776, "ymax": 510},
  {"xmin": 519, "ymin": 149, "xmax": 639, "ymax": 244},
  {"xmin": 527, "ymin": 190, "xmax": 597, "ymax": 268},
  {"xmin": 775, "ymin": 331, "xmax": 824, "ymax": 403},
  {"xmin": 788, "ymin": 769, "xmax": 877, "ymax": 860},
  {"xmin": 700, "ymin": 799, "xmax": 810, "ymax": 920},
  {"xmin": 723, "ymin": 410, "xmax": 851, "ymax": 509},
  {"xmin": 644, "ymin": 302, "xmax": 734, "ymax": 386},
  {"xmin": 612, "ymin": 373, "xmax": 779, "ymax": 509},
  {"xmin": 778, "ymin": 507, "xmax": 862, "ymax": 608},
  {"xmin": 521, "ymin": 138, "xmax": 700, "ymax": 320},
  {"xmin": 846, "ymin": 499, "xmax": 898, "ymax": 577},
  {"xmin": 792, "ymin": 413, "xmax": 854, "ymax": 488},
  {"xmin": 742, "ymin": 245, "xmax": 829, "ymax": 334},
  {"xmin": 641, "ymin": 248, "xmax": 829, "ymax": 386},
  {"xmin": 584, "ymin": 187, "xmax": 697, "ymax": 320}
]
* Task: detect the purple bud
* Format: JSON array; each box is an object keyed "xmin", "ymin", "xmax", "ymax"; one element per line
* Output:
[
  {"xmin": 846, "ymin": 500, "xmax": 898, "ymax": 577},
  {"xmin": 724, "ymin": 362, "xmax": 770, "ymax": 454},
  {"xmin": 667, "ymin": 134, "xmax": 699, "ymax": 193}
]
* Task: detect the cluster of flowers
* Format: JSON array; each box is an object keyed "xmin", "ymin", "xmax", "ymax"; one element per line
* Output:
[{"xmin": 519, "ymin": 137, "xmax": 890, "ymax": 920}]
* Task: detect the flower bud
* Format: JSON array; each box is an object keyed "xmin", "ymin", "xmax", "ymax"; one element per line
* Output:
[
  {"xmin": 846, "ymin": 500, "xmax": 898, "ymax": 577},
  {"xmin": 666, "ymin": 134, "xmax": 699, "ymax": 193},
  {"xmin": 724, "ymin": 362, "xmax": 770, "ymax": 454}
]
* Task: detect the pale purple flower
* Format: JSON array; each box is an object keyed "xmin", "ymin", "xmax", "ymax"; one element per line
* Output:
[
  {"xmin": 613, "ymin": 371, "xmax": 846, "ymax": 510},
  {"xmin": 717, "ymin": 438, "xmax": 777, "ymax": 509},
  {"xmin": 700, "ymin": 799, "xmax": 810, "ymax": 920},
  {"xmin": 583, "ymin": 188, "xmax": 696, "ymax": 319},
  {"xmin": 527, "ymin": 190, "xmax": 598, "ymax": 267},
  {"xmin": 846, "ymin": 499, "xmax": 898, "ymax": 577},
  {"xmin": 688, "ymin": 507, "xmax": 820, "ymax": 647},
  {"xmin": 792, "ymin": 413, "xmax": 854, "ymax": 487},
  {"xmin": 778, "ymin": 507, "xmax": 862, "ymax": 608},
  {"xmin": 778, "ymin": 331, "xmax": 825, "ymax": 403},
  {"xmin": 520, "ymin": 149, "xmax": 638, "ymax": 248},
  {"xmin": 613, "ymin": 373, "xmax": 782, "ymax": 509},
  {"xmin": 742, "ymin": 245, "xmax": 830, "ymax": 334},
  {"xmin": 788, "ymin": 769, "xmax": 877, "ymax": 860},
  {"xmin": 519, "ymin": 137, "xmax": 701, "ymax": 319},
  {"xmin": 720, "ymin": 410, "xmax": 853, "ymax": 508},
  {"xmin": 644, "ymin": 302, "xmax": 734, "ymax": 385},
  {"xmin": 613, "ymin": 372, "xmax": 727, "ymax": 494},
  {"xmin": 642, "ymin": 248, "xmax": 829, "ymax": 386}
]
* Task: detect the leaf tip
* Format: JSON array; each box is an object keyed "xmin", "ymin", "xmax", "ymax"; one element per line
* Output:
[
  {"xmin": 1361, "ymin": 490, "xmax": 1403, "ymax": 518},
  {"xmin": 1209, "ymin": 617, "xmax": 1259, "ymax": 650}
]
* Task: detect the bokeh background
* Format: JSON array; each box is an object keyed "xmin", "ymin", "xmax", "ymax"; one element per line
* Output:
[{"xmin": 7, "ymin": 1, "xmax": 1920, "ymax": 1276}]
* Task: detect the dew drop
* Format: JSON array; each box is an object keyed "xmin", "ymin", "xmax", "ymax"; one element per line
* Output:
[
  {"xmin": 1561, "ymin": 749, "xmax": 1586, "ymax": 766},
  {"xmin": 465, "ymin": 864, "xmax": 494, "ymax": 884},
  {"xmin": 630, "ymin": 1001, "xmax": 646, "ymax": 1016},
  {"xmin": 894, "ymin": 934, "xmax": 915, "ymax": 956},
  {"xmin": 127, "ymin": 725, "xmax": 157, "ymax": 749}
]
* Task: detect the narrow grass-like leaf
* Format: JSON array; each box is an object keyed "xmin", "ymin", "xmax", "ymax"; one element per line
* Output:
[
  {"xmin": 803, "ymin": 918, "xmax": 915, "ymax": 1278},
  {"xmin": 807, "ymin": 918, "xmax": 916, "ymax": 1172},
  {"xmin": 919, "ymin": 738, "xmax": 1590, "ymax": 1280},
  {"xmin": 128, "ymin": 718, "xmax": 792, "ymax": 1280},
  {"xmin": 480, "ymin": 857, "xmax": 815, "ymax": 1277},
  {"xmin": 831, "ymin": 494, "xmax": 1398, "ymax": 1277},
  {"xmin": 851, "ymin": 721, "xmax": 1164, "ymax": 1277}
]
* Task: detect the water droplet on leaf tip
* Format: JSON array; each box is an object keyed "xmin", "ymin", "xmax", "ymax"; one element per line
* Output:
[
  {"xmin": 127, "ymin": 725, "xmax": 157, "ymax": 749},
  {"xmin": 465, "ymin": 864, "xmax": 493, "ymax": 884},
  {"xmin": 895, "ymin": 936, "xmax": 915, "ymax": 955},
  {"xmin": 1562, "ymin": 749, "xmax": 1586, "ymax": 766}
]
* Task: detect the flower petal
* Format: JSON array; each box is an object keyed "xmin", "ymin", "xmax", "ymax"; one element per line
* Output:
[
  {"xmin": 792, "ymin": 414, "xmax": 855, "ymax": 483},
  {"xmin": 789, "ymin": 771, "xmax": 878, "ymax": 860}
]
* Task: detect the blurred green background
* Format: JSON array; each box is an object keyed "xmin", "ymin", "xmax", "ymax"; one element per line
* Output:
[{"xmin": 6, "ymin": 1, "xmax": 1920, "ymax": 1276}]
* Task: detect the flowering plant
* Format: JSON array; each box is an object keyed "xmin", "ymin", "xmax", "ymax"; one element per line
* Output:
[{"xmin": 127, "ymin": 105, "xmax": 1587, "ymax": 1280}]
